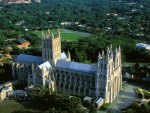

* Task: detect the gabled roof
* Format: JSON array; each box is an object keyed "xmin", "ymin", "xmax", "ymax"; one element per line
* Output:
[
  {"xmin": 16, "ymin": 54, "xmax": 43, "ymax": 64},
  {"xmin": 136, "ymin": 43, "xmax": 150, "ymax": 49},
  {"xmin": 38, "ymin": 61, "xmax": 52, "ymax": 72},
  {"xmin": 18, "ymin": 38, "xmax": 30, "ymax": 44},
  {"xmin": 56, "ymin": 60, "xmax": 96, "ymax": 74}
]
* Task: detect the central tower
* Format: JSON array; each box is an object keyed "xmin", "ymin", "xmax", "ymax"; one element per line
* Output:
[{"xmin": 42, "ymin": 29, "xmax": 61, "ymax": 64}]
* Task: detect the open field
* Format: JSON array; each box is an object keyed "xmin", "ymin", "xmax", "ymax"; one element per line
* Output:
[
  {"xmin": 33, "ymin": 29, "xmax": 91, "ymax": 42},
  {"xmin": 0, "ymin": 100, "xmax": 39, "ymax": 113}
]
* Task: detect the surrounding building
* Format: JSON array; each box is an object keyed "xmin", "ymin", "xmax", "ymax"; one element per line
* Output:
[
  {"xmin": 12, "ymin": 29, "xmax": 122, "ymax": 103},
  {"xmin": 0, "ymin": 89, "xmax": 6, "ymax": 100},
  {"xmin": 94, "ymin": 97, "xmax": 104, "ymax": 108},
  {"xmin": 7, "ymin": 90, "xmax": 27, "ymax": 98},
  {"xmin": 0, "ymin": 82, "xmax": 27, "ymax": 100},
  {"xmin": 136, "ymin": 43, "xmax": 150, "ymax": 50},
  {"xmin": 83, "ymin": 96, "xmax": 103, "ymax": 108},
  {"xmin": 0, "ymin": 82, "xmax": 13, "ymax": 100},
  {"xmin": 17, "ymin": 38, "xmax": 30, "ymax": 49},
  {"xmin": 61, "ymin": 22, "xmax": 79, "ymax": 26}
]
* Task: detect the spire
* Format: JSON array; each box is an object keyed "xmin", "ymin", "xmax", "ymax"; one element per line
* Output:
[
  {"xmin": 107, "ymin": 46, "xmax": 110, "ymax": 60},
  {"xmin": 102, "ymin": 50, "xmax": 104, "ymax": 59},
  {"xmin": 57, "ymin": 29, "xmax": 60, "ymax": 37},
  {"xmin": 115, "ymin": 47, "xmax": 118, "ymax": 54},
  {"xmin": 46, "ymin": 28, "xmax": 50, "ymax": 38},
  {"xmin": 118, "ymin": 45, "xmax": 121, "ymax": 52},
  {"xmin": 31, "ymin": 63, "xmax": 34, "ymax": 72},
  {"xmin": 68, "ymin": 50, "xmax": 71, "ymax": 61},
  {"xmin": 110, "ymin": 44, "xmax": 113, "ymax": 58},
  {"xmin": 42, "ymin": 31, "xmax": 45, "ymax": 39},
  {"xmin": 48, "ymin": 28, "xmax": 50, "ymax": 35},
  {"xmin": 98, "ymin": 52, "xmax": 101, "ymax": 60},
  {"xmin": 52, "ymin": 32, "xmax": 54, "ymax": 39}
]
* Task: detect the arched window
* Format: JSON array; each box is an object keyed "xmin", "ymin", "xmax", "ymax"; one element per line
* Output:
[
  {"xmin": 101, "ymin": 63, "xmax": 103, "ymax": 69},
  {"xmin": 104, "ymin": 64, "xmax": 106, "ymax": 70}
]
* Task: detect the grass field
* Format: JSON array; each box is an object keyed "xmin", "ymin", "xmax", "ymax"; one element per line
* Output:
[
  {"xmin": 0, "ymin": 100, "xmax": 39, "ymax": 113},
  {"xmin": 33, "ymin": 29, "xmax": 91, "ymax": 42}
]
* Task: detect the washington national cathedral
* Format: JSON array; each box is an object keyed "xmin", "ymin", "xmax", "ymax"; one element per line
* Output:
[{"xmin": 12, "ymin": 29, "xmax": 122, "ymax": 103}]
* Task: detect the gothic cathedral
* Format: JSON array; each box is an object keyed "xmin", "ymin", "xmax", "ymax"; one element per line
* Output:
[{"xmin": 12, "ymin": 29, "xmax": 122, "ymax": 103}]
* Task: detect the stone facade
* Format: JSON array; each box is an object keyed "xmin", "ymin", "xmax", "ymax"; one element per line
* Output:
[
  {"xmin": 42, "ymin": 30, "xmax": 61, "ymax": 64},
  {"xmin": 12, "ymin": 29, "xmax": 122, "ymax": 103}
]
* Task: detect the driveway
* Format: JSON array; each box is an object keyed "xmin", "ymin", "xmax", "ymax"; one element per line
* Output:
[{"xmin": 106, "ymin": 83, "xmax": 137, "ymax": 113}]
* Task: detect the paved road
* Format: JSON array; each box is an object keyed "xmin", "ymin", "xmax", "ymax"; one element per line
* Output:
[{"xmin": 105, "ymin": 83, "xmax": 137, "ymax": 113}]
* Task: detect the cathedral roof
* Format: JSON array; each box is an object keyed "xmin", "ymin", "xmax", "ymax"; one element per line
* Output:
[
  {"xmin": 56, "ymin": 60, "xmax": 96, "ymax": 74},
  {"xmin": 16, "ymin": 54, "xmax": 43, "ymax": 64}
]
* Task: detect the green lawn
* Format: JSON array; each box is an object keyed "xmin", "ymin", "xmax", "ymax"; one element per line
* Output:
[
  {"xmin": 0, "ymin": 100, "xmax": 39, "ymax": 113},
  {"xmin": 99, "ymin": 103, "xmax": 110, "ymax": 111},
  {"xmin": 60, "ymin": 32, "xmax": 82, "ymax": 41},
  {"xmin": 33, "ymin": 29, "xmax": 57, "ymax": 37},
  {"xmin": 33, "ymin": 29, "xmax": 91, "ymax": 42}
]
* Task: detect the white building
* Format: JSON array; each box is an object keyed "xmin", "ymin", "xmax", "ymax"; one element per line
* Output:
[
  {"xmin": 0, "ymin": 82, "xmax": 13, "ymax": 100},
  {"xmin": 136, "ymin": 43, "xmax": 150, "ymax": 50},
  {"xmin": 94, "ymin": 97, "xmax": 104, "ymax": 108},
  {"xmin": 7, "ymin": 90, "xmax": 27, "ymax": 98},
  {"xmin": 12, "ymin": 30, "xmax": 122, "ymax": 103}
]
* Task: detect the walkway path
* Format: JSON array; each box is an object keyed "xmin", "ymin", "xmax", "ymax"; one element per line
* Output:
[{"xmin": 105, "ymin": 83, "xmax": 137, "ymax": 113}]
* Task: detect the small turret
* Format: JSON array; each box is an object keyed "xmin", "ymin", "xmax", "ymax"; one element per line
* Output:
[
  {"xmin": 110, "ymin": 44, "xmax": 113, "ymax": 58},
  {"xmin": 31, "ymin": 63, "xmax": 34, "ymax": 72},
  {"xmin": 57, "ymin": 29, "xmax": 60, "ymax": 37},
  {"xmin": 48, "ymin": 29, "xmax": 50, "ymax": 37},
  {"xmin": 115, "ymin": 47, "xmax": 118, "ymax": 54},
  {"xmin": 106, "ymin": 46, "xmax": 110, "ymax": 60},
  {"xmin": 52, "ymin": 32, "xmax": 54, "ymax": 39},
  {"xmin": 98, "ymin": 52, "xmax": 102, "ymax": 60},
  {"xmin": 68, "ymin": 50, "xmax": 71, "ymax": 61},
  {"xmin": 118, "ymin": 45, "xmax": 121, "ymax": 52},
  {"xmin": 42, "ymin": 31, "xmax": 45, "ymax": 39},
  {"xmin": 102, "ymin": 50, "xmax": 104, "ymax": 60}
]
